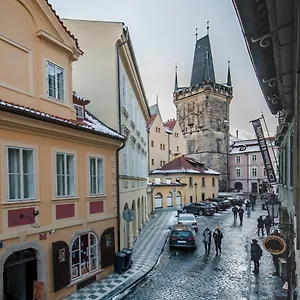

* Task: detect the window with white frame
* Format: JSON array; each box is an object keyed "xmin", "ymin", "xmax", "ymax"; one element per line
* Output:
[
  {"xmin": 251, "ymin": 167, "xmax": 257, "ymax": 178},
  {"xmin": 7, "ymin": 147, "xmax": 35, "ymax": 200},
  {"xmin": 74, "ymin": 104, "xmax": 84, "ymax": 119},
  {"xmin": 121, "ymin": 73, "xmax": 127, "ymax": 108},
  {"xmin": 131, "ymin": 145, "xmax": 135, "ymax": 176},
  {"xmin": 56, "ymin": 153, "xmax": 75, "ymax": 197},
  {"xmin": 236, "ymin": 168, "xmax": 241, "ymax": 178},
  {"xmin": 47, "ymin": 61, "xmax": 65, "ymax": 101},
  {"xmin": 124, "ymin": 142, "xmax": 128, "ymax": 175},
  {"xmin": 89, "ymin": 157, "xmax": 104, "ymax": 195},
  {"xmin": 130, "ymin": 91, "xmax": 134, "ymax": 120},
  {"xmin": 252, "ymin": 154, "xmax": 257, "ymax": 162},
  {"xmin": 236, "ymin": 155, "xmax": 240, "ymax": 164},
  {"xmin": 71, "ymin": 232, "xmax": 98, "ymax": 280}
]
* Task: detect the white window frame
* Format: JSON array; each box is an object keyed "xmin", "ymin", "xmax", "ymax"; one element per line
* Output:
[
  {"xmin": 236, "ymin": 167, "xmax": 241, "ymax": 178},
  {"xmin": 46, "ymin": 61, "xmax": 65, "ymax": 102},
  {"xmin": 123, "ymin": 143, "xmax": 128, "ymax": 175},
  {"xmin": 71, "ymin": 232, "xmax": 99, "ymax": 281},
  {"xmin": 74, "ymin": 104, "xmax": 84, "ymax": 119},
  {"xmin": 121, "ymin": 73, "xmax": 127, "ymax": 109},
  {"xmin": 236, "ymin": 155, "xmax": 241, "ymax": 164},
  {"xmin": 7, "ymin": 146, "xmax": 35, "ymax": 201},
  {"xmin": 251, "ymin": 167, "xmax": 257, "ymax": 178},
  {"xmin": 252, "ymin": 154, "xmax": 257, "ymax": 162},
  {"xmin": 56, "ymin": 153, "xmax": 75, "ymax": 197},
  {"xmin": 89, "ymin": 157, "xmax": 104, "ymax": 195}
]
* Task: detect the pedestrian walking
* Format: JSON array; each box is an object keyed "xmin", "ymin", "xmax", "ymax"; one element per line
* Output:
[
  {"xmin": 264, "ymin": 215, "xmax": 272, "ymax": 235},
  {"xmin": 257, "ymin": 216, "xmax": 265, "ymax": 236},
  {"xmin": 202, "ymin": 227, "xmax": 212, "ymax": 254},
  {"xmin": 213, "ymin": 226, "xmax": 223, "ymax": 256},
  {"xmin": 253, "ymin": 194, "xmax": 257, "ymax": 209},
  {"xmin": 250, "ymin": 239, "xmax": 263, "ymax": 274},
  {"xmin": 245, "ymin": 200, "xmax": 251, "ymax": 217},
  {"xmin": 238, "ymin": 206, "xmax": 244, "ymax": 225},
  {"xmin": 232, "ymin": 206, "xmax": 238, "ymax": 221}
]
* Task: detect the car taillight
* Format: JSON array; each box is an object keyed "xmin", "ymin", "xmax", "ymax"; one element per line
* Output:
[
  {"xmin": 170, "ymin": 236, "xmax": 176, "ymax": 240},
  {"xmin": 187, "ymin": 236, "xmax": 194, "ymax": 241}
]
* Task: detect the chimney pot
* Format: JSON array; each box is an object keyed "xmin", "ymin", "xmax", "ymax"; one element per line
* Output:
[{"xmin": 236, "ymin": 130, "xmax": 239, "ymax": 138}]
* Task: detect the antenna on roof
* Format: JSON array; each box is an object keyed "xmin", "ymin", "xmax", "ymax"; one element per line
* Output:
[
  {"xmin": 195, "ymin": 28, "xmax": 198, "ymax": 43},
  {"xmin": 206, "ymin": 21, "xmax": 210, "ymax": 36}
]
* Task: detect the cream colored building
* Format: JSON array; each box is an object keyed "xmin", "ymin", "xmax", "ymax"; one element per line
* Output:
[
  {"xmin": 62, "ymin": 19, "xmax": 151, "ymax": 249},
  {"xmin": 149, "ymin": 156, "xmax": 219, "ymax": 209},
  {"xmin": 147, "ymin": 104, "xmax": 186, "ymax": 171}
]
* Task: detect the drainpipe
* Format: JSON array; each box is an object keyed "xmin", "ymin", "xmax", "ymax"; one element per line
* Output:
[
  {"xmin": 116, "ymin": 25, "xmax": 129, "ymax": 252},
  {"xmin": 167, "ymin": 132, "xmax": 171, "ymax": 162}
]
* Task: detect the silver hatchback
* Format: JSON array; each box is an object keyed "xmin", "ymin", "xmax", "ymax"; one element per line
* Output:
[{"xmin": 177, "ymin": 213, "xmax": 198, "ymax": 232}]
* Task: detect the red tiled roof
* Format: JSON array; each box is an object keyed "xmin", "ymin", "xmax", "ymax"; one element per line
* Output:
[
  {"xmin": 146, "ymin": 114, "xmax": 157, "ymax": 129},
  {"xmin": 164, "ymin": 119, "xmax": 176, "ymax": 131},
  {"xmin": 45, "ymin": 0, "xmax": 83, "ymax": 54},
  {"xmin": 0, "ymin": 99, "xmax": 124, "ymax": 141},
  {"xmin": 73, "ymin": 91, "xmax": 90, "ymax": 106},
  {"xmin": 150, "ymin": 156, "xmax": 220, "ymax": 175}
]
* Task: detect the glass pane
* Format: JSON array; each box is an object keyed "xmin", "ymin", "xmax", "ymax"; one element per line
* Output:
[
  {"xmin": 47, "ymin": 63, "xmax": 56, "ymax": 98},
  {"xmin": 8, "ymin": 148, "xmax": 20, "ymax": 173},
  {"xmin": 23, "ymin": 174, "xmax": 34, "ymax": 199},
  {"xmin": 57, "ymin": 175, "xmax": 65, "ymax": 196},
  {"xmin": 90, "ymin": 176, "xmax": 96, "ymax": 195},
  {"xmin": 66, "ymin": 155, "xmax": 74, "ymax": 175},
  {"xmin": 90, "ymin": 158, "xmax": 96, "ymax": 176},
  {"xmin": 56, "ymin": 154, "xmax": 65, "ymax": 175},
  {"xmin": 71, "ymin": 265, "xmax": 80, "ymax": 279},
  {"xmin": 23, "ymin": 149, "xmax": 34, "ymax": 174},
  {"xmin": 67, "ymin": 175, "xmax": 75, "ymax": 196},
  {"xmin": 97, "ymin": 175, "xmax": 103, "ymax": 194},
  {"xmin": 56, "ymin": 67, "xmax": 64, "ymax": 101},
  {"xmin": 72, "ymin": 237, "xmax": 80, "ymax": 251},
  {"xmin": 97, "ymin": 159, "xmax": 103, "ymax": 177},
  {"xmin": 89, "ymin": 233, "xmax": 97, "ymax": 246},
  {"xmin": 90, "ymin": 257, "xmax": 97, "ymax": 271},
  {"xmin": 9, "ymin": 174, "xmax": 21, "ymax": 200},
  {"xmin": 90, "ymin": 245, "xmax": 97, "ymax": 258}
]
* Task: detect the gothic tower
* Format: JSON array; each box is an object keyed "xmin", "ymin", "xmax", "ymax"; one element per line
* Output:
[{"xmin": 173, "ymin": 29, "xmax": 233, "ymax": 191}]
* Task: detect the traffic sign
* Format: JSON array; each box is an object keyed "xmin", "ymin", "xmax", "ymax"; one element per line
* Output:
[{"xmin": 122, "ymin": 208, "xmax": 136, "ymax": 223}]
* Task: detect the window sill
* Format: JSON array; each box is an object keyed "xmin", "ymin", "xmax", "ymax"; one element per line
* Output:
[
  {"xmin": 86, "ymin": 195, "xmax": 107, "ymax": 201},
  {"xmin": 122, "ymin": 107, "xmax": 129, "ymax": 119},
  {"xmin": 2, "ymin": 200, "xmax": 41, "ymax": 209},
  {"xmin": 40, "ymin": 96, "xmax": 67, "ymax": 107},
  {"xmin": 68, "ymin": 268, "xmax": 104, "ymax": 287},
  {"xmin": 52, "ymin": 197, "xmax": 79, "ymax": 203}
]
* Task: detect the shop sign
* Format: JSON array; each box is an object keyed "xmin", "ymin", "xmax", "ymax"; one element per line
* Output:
[
  {"xmin": 263, "ymin": 235, "xmax": 287, "ymax": 255},
  {"xmin": 33, "ymin": 281, "xmax": 44, "ymax": 300}
]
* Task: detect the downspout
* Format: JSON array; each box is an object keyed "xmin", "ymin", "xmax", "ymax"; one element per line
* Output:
[{"xmin": 116, "ymin": 26, "xmax": 129, "ymax": 252}]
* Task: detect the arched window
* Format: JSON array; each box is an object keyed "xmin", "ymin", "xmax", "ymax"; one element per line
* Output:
[{"xmin": 71, "ymin": 232, "xmax": 98, "ymax": 280}]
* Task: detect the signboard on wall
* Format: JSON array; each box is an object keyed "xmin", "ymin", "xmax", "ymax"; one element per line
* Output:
[
  {"xmin": 251, "ymin": 118, "xmax": 277, "ymax": 184},
  {"xmin": 263, "ymin": 235, "xmax": 287, "ymax": 255}
]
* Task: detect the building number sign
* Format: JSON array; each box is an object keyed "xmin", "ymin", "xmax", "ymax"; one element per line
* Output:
[{"xmin": 58, "ymin": 248, "xmax": 66, "ymax": 263}]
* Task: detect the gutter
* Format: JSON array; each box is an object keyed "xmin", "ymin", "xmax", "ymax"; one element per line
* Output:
[{"xmin": 116, "ymin": 26, "xmax": 129, "ymax": 251}]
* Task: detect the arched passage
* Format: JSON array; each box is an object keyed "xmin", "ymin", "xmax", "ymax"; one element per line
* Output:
[
  {"xmin": 234, "ymin": 182, "xmax": 243, "ymax": 191},
  {"xmin": 123, "ymin": 203, "xmax": 130, "ymax": 248},
  {"xmin": 137, "ymin": 198, "xmax": 141, "ymax": 231},
  {"xmin": 176, "ymin": 191, "xmax": 182, "ymax": 206},
  {"xmin": 154, "ymin": 193, "xmax": 163, "ymax": 209},
  {"xmin": 132, "ymin": 200, "xmax": 137, "ymax": 238},
  {"xmin": 167, "ymin": 192, "xmax": 173, "ymax": 207}
]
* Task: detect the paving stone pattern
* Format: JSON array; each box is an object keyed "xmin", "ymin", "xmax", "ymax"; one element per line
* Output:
[{"xmin": 122, "ymin": 200, "xmax": 287, "ymax": 300}]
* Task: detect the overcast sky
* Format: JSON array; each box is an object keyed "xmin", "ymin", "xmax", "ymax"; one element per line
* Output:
[{"xmin": 49, "ymin": 0, "xmax": 277, "ymax": 139}]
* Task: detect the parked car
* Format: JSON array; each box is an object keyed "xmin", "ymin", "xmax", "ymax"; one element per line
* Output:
[
  {"xmin": 205, "ymin": 200, "xmax": 220, "ymax": 211},
  {"xmin": 169, "ymin": 224, "xmax": 197, "ymax": 250},
  {"xmin": 182, "ymin": 202, "xmax": 214, "ymax": 216},
  {"xmin": 227, "ymin": 196, "xmax": 244, "ymax": 206},
  {"xmin": 207, "ymin": 198, "xmax": 230, "ymax": 210},
  {"xmin": 177, "ymin": 213, "xmax": 199, "ymax": 232}
]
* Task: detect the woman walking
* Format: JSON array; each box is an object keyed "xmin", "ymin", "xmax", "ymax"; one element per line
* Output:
[
  {"xmin": 203, "ymin": 228, "xmax": 212, "ymax": 254},
  {"xmin": 213, "ymin": 226, "xmax": 223, "ymax": 256}
]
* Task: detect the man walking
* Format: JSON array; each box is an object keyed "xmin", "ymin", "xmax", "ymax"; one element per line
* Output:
[
  {"xmin": 213, "ymin": 226, "xmax": 223, "ymax": 256},
  {"xmin": 232, "ymin": 206, "xmax": 238, "ymax": 221},
  {"xmin": 250, "ymin": 239, "xmax": 263, "ymax": 273},
  {"xmin": 257, "ymin": 216, "xmax": 265, "ymax": 236},
  {"xmin": 238, "ymin": 206, "xmax": 244, "ymax": 225},
  {"xmin": 202, "ymin": 227, "xmax": 212, "ymax": 254},
  {"xmin": 264, "ymin": 215, "xmax": 272, "ymax": 235}
]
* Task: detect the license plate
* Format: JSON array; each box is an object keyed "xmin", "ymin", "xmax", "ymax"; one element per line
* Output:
[{"xmin": 177, "ymin": 241, "xmax": 186, "ymax": 244}]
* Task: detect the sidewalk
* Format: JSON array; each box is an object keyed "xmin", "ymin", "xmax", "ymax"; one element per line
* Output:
[
  {"xmin": 65, "ymin": 209, "xmax": 176, "ymax": 300},
  {"xmin": 248, "ymin": 199, "xmax": 288, "ymax": 300}
]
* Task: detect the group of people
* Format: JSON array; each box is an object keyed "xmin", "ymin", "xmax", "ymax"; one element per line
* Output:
[
  {"xmin": 202, "ymin": 226, "xmax": 223, "ymax": 256},
  {"xmin": 232, "ymin": 205, "xmax": 245, "ymax": 224},
  {"xmin": 257, "ymin": 215, "xmax": 272, "ymax": 236}
]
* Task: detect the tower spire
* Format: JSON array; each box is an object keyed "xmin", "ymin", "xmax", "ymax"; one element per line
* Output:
[
  {"xmin": 174, "ymin": 64, "xmax": 178, "ymax": 92},
  {"xmin": 206, "ymin": 21, "xmax": 209, "ymax": 36},
  {"xmin": 156, "ymin": 94, "xmax": 159, "ymax": 105},
  {"xmin": 195, "ymin": 28, "xmax": 198, "ymax": 43},
  {"xmin": 227, "ymin": 59, "xmax": 232, "ymax": 86}
]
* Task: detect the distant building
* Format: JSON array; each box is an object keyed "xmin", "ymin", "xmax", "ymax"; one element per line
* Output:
[
  {"xmin": 229, "ymin": 137, "xmax": 278, "ymax": 194},
  {"xmin": 173, "ymin": 29, "xmax": 233, "ymax": 191},
  {"xmin": 147, "ymin": 104, "xmax": 186, "ymax": 171},
  {"xmin": 149, "ymin": 156, "xmax": 219, "ymax": 209}
]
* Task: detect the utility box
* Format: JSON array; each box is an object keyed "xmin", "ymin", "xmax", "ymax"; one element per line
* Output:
[
  {"xmin": 114, "ymin": 252, "xmax": 126, "ymax": 274},
  {"xmin": 121, "ymin": 248, "xmax": 133, "ymax": 270}
]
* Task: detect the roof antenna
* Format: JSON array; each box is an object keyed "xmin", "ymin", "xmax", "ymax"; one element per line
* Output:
[
  {"xmin": 195, "ymin": 28, "xmax": 198, "ymax": 43},
  {"xmin": 206, "ymin": 21, "xmax": 210, "ymax": 36}
]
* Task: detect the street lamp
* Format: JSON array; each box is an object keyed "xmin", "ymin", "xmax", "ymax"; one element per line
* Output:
[
  {"xmin": 265, "ymin": 197, "xmax": 281, "ymax": 225},
  {"xmin": 194, "ymin": 182, "xmax": 198, "ymax": 202}
]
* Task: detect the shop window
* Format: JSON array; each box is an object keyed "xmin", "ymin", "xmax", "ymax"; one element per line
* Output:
[{"xmin": 71, "ymin": 232, "xmax": 99, "ymax": 281}]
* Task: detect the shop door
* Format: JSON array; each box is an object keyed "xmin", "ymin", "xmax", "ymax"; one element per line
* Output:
[{"xmin": 101, "ymin": 227, "xmax": 115, "ymax": 268}]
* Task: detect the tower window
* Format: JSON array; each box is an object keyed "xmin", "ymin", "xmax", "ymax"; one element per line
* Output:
[
  {"xmin": 216, "ymin": 139, "xmax": 222, "ymax": 153},
  {"xmin": 187, "ymin": 140, "xmax": 195, "ymax": 154}
]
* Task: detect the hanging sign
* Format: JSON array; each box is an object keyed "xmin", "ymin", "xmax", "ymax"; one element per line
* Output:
[{"xmin": 263, "ymin": 235, "xmax": 287, "ymax": 255}]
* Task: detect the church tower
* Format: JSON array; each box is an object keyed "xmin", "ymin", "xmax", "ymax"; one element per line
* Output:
[{"xmin": 173, "ymin": 26, "xmax": 233, "ymax": 191}]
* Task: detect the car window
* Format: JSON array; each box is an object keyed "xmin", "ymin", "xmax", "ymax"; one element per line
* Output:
[
  {"xmin": 171, "ymin": 230, "xmax": 192, "ymax": 237},
  {"xmin": 179, "ymin": 216, "xmax": 195, "ymax": 221}
]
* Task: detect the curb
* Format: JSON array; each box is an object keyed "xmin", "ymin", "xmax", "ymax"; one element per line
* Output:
[{"xmin": 107, "ymin": 233, "xmax": 169, "ymax": 300}]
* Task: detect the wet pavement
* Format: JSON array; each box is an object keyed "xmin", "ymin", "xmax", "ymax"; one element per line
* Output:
[{"xmin": 122, "ymin": 200, "xmax": 287, "ymax": 300}]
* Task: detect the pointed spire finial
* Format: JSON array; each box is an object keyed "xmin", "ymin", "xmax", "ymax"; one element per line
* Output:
[
  {"xmin": 227, "ymin": 59, "xmax": 232, "ymax": 86},
  {"xmin": 156, "ymin": 94, "xmax": 158, "ymax": 105},
  {"xmin": 195, "ymin": 28, "xmax": 198, "ymax": 43},
  {"xmin": 206, "ymin": 21, "xmax": 210, "ymax": 36},
  {"xmin": 174, "ymin": 63, "xmax": 178, "ymax": 92}
]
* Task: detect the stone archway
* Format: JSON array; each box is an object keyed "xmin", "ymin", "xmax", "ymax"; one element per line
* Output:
[
  {"xmin": 132, "ymin": 200, "xmax": 137, "ymax": 239},
  {"xmin": 0, "ymin": 241, "xmax": 46, "ymax": 300},
  {"xmin": 234, "ymin": 182, "xmax": 243, "ymax": 191},
  {"xmin": 154, "ymin": 193, "xmax": 163, "ymax": 208},
  {"xmin": 141, "ymin": 197, "xmax": 145, "ymax": 225},
  {"xmin": 123, "ymin": 203, "xmax": 130, "ymax": 248},
  {"xmin": 137, "ymin": 198, "xmax": 141, "ymax": 232},
  {"xmin": 167, "ymin": 192, "xmax": 173, "ymax": 207},
  {"xmin": 176, "ymin": 191, "xmax": 182, "ymax": 206}
]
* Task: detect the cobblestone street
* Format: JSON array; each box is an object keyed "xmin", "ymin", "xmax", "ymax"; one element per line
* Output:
[{"xmin": 122, "ymin": 200, "xmax": 287, "ymax": 300}]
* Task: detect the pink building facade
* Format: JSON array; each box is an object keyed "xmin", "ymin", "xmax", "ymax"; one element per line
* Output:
[{"xmin": 229, "ymin": 137, "xmax": 278, "ymax": 194}]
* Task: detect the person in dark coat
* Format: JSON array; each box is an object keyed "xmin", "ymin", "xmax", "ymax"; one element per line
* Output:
[
  {"xmin": 213, "ymin": 226, "xmax": 223, "ymax": 256},
  {"xmin": 250, "ymin": 239, "xmax": 263, "ymax": 273},
  {"xmin": 232, "ymin": 206, "xmax": 238, "ymax": 221},
  {"xmin": 202, "ymin": 227, "xmax": 212, "ymax": 254},
  {"xmin": 264, "ymin": 215, "xmax": 272, "ymax": 235},
  {"xmin": 257, "ymin": 216, "xmax": 265, "ymax": 236},
  {"xmin": 238, "ymin": 206, "xmax": 244, "ymax": 225}
]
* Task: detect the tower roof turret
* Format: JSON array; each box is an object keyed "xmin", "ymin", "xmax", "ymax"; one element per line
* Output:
[
  {"xmin": 227, "ymin": 60, "xmax": 232, "ymax": 86},
  {"xmin": 174, "ymin": 64, "xmax": 178, "ymax": 92}
]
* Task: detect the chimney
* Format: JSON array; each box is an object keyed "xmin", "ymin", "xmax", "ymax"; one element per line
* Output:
[{"xmin": 236, "ymin": 130, "xmax": 239, "ymax": 138}]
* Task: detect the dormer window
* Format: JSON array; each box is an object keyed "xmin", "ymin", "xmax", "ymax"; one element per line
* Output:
[
  {"xmin": 47, "ymin": 61, "xmax": 65, "ymax": 102},
  {"xmin": 74, "ymin": 104, "xmax": 84, "ymax": 119}
]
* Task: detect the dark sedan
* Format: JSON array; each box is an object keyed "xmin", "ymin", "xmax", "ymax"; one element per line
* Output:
[
  {"xmin": 169, "ymin": 224, "xmax": 197, "ymax": 250},
  {"xmin": 207, "ymin": 198, "xmax": 231, "ymax": 210},
  {"xmin": 182, "ymin": 202, "xmax": 215, "ymax": 216}
]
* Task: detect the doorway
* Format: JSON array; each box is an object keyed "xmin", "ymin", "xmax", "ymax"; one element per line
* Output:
[{"xmin": 3, "ymin": 248, "xmax": 37, "ymax": 300}]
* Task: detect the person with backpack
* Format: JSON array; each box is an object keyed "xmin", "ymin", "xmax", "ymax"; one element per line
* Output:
[
  {"xmin": 257, "ymin": 216, "xmax": 265, "ymax": 236},
  {"xmin": 232, "ymin": 206, "xmax": 238, "ymax": 221},
  {"xmin": 238, "ymin": 206, "xmax": 244, "ymax": 225},
  {"xmin": 202, "ymin": 227, "xmax": 212, "ymax": 254},
  {"xmin": 250, "ymin": 239, "xmax": 263, "ymax": 273},
  {"xmin": 213, "ymin": 226, "xmax": 223, "ymax": 256}
]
